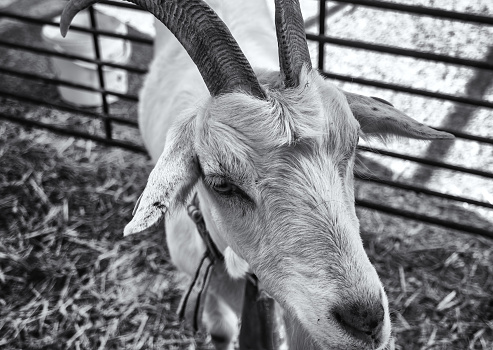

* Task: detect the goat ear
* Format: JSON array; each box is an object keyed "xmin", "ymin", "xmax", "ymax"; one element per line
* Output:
[
  {"xmin": 124, "ymin": 119, "xmax": 199, "ymax": 236},
  {"xmin": 343, "ymin": 91, "xmax": 454, "ymax": 140}
]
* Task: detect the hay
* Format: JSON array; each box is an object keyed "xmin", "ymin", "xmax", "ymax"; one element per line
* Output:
[
  {"xmin": 0, "ymin": 122, "xmax": 213, "ymax": 350},
  {"xmin": 359, "ymin": 220, "xmax": 492, "ymax": 350}
]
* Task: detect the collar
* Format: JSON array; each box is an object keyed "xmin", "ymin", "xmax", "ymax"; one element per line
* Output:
[
  {"xmin": 187, "ymin": 194, "xmax": 224, "ymax": 263},
  {"xmin": 182, "ymin": 193, "xmax": 282, "ymax": 349}
]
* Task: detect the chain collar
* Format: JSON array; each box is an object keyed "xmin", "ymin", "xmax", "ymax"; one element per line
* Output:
[
  {"xmin": 182, "ymin": 193, "xmax": 282, "ymax": 349},
  {"xmin": 187, "ymin": 194, "xmax": 224, "ymax": 263}
]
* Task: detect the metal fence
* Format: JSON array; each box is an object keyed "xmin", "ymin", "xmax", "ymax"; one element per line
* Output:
[{"xmin": 1, "ymin": 0, "xmax": 492, "ymax": 239}]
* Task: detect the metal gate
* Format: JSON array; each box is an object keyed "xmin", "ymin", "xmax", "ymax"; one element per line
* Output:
[{"xmin": 0, "ymin": 0, "xmax": 492, "ymax": 239}]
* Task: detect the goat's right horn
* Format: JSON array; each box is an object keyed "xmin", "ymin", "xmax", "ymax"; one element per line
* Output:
[
  {"xmin": 274, "ymin": 0, "xmax": 312, "ymax": 88},
  {"xmin": 60, "ymin": 0, "xmax": 266, "ymax": 99}
]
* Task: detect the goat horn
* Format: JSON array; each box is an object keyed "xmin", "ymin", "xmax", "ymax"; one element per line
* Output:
[
  {"xmin": 60, "ymin": 0, "xmax": 266, "ymax": 99},
  {"xmin": 274, "ymin": 0, "xmax": 312, "ymax": 88}
]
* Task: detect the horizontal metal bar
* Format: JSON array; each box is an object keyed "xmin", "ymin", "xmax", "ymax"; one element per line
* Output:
[
  {"xmin": 0, "ymin": 11, "xmax": 153, "ymax": 45},
  {"xmin": 328, "ymin": 0, "xmax": 493, "ymax": 25},
  {"xmin": 0, "ymin": 112, "xmax": 147, "ymax": 154},
  {"xmin": 0, "ymin": 39, "xmax": 147, "ymax": 75},
  {"xmin": 0, "ymin": 66, "xmax": 139, "ymax": 101},
  {"xmin": 356, "ymin": 199, "xmax": 493, "ymax": 239},
  {"xmin": 435, "ymin": 128, "xmax": 493, "ymax": 145},
  {"xmin": 356, "ymin": 174, "xmax": 493, "ymax": 210},
  {"xmin": 321, "ymin": 72, "xmax": 493, "ymax": 109},
  {"xmin": 358, "ymin": 146, "xmax": 493, "ymax": 179},
  {"xmin": 306, "ymin": 34, "xmax": 493, "ymax": 71},
  {"xmin": 0, "ymin": 90, "xmax": 138, "ymax": 127}
]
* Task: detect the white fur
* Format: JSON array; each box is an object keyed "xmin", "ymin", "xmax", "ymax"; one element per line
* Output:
[
  {"xmin": 223, "ymin": 246, "xmax": 250, "ymax": 279},
  {"xmin": 132, "ymin": 0, "xmax": 451, "ymax": 349}
]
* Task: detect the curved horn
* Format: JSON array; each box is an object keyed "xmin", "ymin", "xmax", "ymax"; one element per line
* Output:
[
  {"xmin": 274, "ymin": 0, "xmax": 312, "ymax": 88},
  {"xmin": 60, "ymin": 0, "xmax": 266, "ymax": 99}
]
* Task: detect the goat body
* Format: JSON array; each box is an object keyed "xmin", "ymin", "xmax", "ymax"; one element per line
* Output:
[
  {"xmin": 61, "ymin": 0, "xmax": 453, "ymax": 349},
  {"xmin": 139, "ymin": 2, "xmax": 284, "ymax": 347},
  {"xmin": 136, "ymin": 1, "xmax": 453, "ymax": 349}
]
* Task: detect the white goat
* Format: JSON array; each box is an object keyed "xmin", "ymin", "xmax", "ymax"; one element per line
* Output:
[{"xmin": 61, "ymin": 1, "xmax": 453, "ymax": 349}]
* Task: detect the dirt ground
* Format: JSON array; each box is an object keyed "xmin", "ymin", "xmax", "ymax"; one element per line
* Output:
[{"xmin": 0, "ymin": 0, "xmax": 492, "ymax": 349}]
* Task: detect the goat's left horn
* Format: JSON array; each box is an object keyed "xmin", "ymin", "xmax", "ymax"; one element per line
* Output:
[
  {"xmin": 59, "ymin": 0, "xmax": 267, "ymax": 99},
  {"xmin": 274, "ymin": 0, "xmax": 312, "ymax": 88}
]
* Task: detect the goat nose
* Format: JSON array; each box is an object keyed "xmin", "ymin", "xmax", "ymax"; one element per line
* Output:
[{"xmin": 333, "ymin": 300, "xmax": 385, "ymax": 345}]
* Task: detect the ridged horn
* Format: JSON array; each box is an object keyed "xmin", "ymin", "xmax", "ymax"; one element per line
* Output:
[
  {"xmin": 274, "ymin": 0, "xmax": 312, "ymax": 88},
  {"xmin": 60, "ymin": 0, "xmax": 266, "ymax": 99}
]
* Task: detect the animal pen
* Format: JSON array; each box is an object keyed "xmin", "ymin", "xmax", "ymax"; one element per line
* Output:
[
  {"xmin": 2, "ymin": 0, "xmax": 492, "ymax": 237},
  {"xmin": 0, "ymin": 0, "xmax": 492, "ymax": 349}
]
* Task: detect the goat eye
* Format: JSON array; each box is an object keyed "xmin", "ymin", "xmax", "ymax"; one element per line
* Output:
[
  {"xmin": 212, "ymin": 181, "xmax": 235, "ymax": 195},
  {"xmin": 204, "ymin": 176, "xmax": 252, "ymax": 203},
  {"xmin": 205, "ymin": 176, "xmax": 236, "ymax": 195}
]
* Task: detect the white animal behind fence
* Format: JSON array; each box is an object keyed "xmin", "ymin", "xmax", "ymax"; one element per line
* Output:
[{"xmin": 60, "ymin": 0, "xmax": 453, "ymax": 349}]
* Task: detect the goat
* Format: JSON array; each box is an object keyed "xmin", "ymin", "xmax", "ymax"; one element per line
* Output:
[{"xmin": 60, "ymin": 1, "xmax": 453, "ymax": 349}]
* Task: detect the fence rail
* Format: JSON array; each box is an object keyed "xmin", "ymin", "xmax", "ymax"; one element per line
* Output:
[
  {"xmin": 0, "ymin": 37, "xmax": 148, "ymax": 74},
  {"xmin": 328, "ymin": 0, "xmax": 493, "ymax": 24},
  {"xmin": 1, "ymin": 0, "xmax": 492, "ymax": 238},
  {"xmin": 0, "ymin": 11, "xmax": 154, "ymax": 44}
]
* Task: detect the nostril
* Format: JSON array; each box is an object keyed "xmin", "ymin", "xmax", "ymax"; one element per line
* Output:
[
  {"xmin": 332, "ymin": 304, "xmax": 385, "ymax": 344},
  {"xmin": 334, "ymin": 311, "xmax": 343, "ymax": 324},
  {"xmin": 333, "ymin": 310, "xmax": 370, "ymax": 344}
]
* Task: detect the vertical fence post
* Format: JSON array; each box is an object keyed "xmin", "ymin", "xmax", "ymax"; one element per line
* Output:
[
  {"xmin": 88, "ymin": 5, "xmax": 112, "ymax": 140},
  {"xmin": 318, "ymin": 0, "xmax": 326, "ymax": 71}
]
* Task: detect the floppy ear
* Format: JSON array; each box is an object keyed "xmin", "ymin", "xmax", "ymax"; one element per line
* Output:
[
  {"xmin": 124, "ymin": 117, "xmax": 200, "ymax": 236},
  {"xmin": 344, "ymin": 91, "xmax": 454, "ymax": 140}
]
